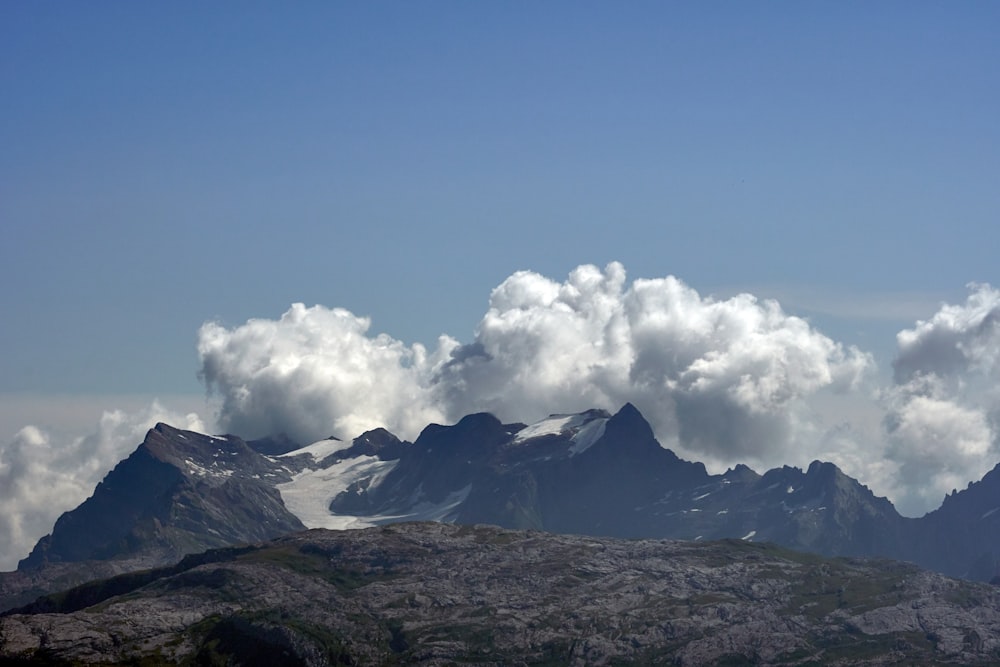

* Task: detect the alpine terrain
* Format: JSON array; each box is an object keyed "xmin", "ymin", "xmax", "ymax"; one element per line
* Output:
[{"xmin": 5, "ymin": 404, "xmax": 1000, "ymax": 663}]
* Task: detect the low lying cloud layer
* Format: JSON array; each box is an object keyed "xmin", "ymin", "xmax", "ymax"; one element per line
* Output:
[{"xmin": 0, "ymin": 403, "xmax": 205, "ymax": 570}]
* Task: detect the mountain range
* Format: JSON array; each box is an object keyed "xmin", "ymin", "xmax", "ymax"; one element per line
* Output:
[
  {"xmin": 7, "ymin": 403, "xmax": 1000, "ymax": 663},
  {"xmin": 4, "ymin": 403, "xmax": 1000, "ymax": 615}
]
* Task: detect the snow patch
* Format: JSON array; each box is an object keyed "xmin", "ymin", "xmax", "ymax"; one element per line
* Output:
[
  {"xmin": 185, "ymin": 462, "xmax": 209, "ymax": 477},
  {"xmin": 741, "ymin": 530, "xmax": 756, "ymax": 541},
  {"xmin": 276, "ymin": 452, "xmax": 472, "ymax": 531},
  {"xmin": 279, "ymin": 437, "xmax": 350, "ymax": 462},
  {"xmin": 276, "ymin": 456, "xmax": 398, "ymax": 530},
  {"xmin": 513, "ymin": 412, "xmax": 608, "ymax": 456},
  {"xmin": 514, "ymin": 414, "xmax": 581, "ymax": 442},
  {"xmin": 368, "ymin": 485, "xmax": 472, "ymax": 524},
  {"xmin": 569, "ymin": 418, "xmax": 607, "ymax": 455}
]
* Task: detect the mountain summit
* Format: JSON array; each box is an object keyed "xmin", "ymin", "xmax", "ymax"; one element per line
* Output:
[{"xmin": 18, "ymin": 423, "xmax": 306, "ymax": 570}]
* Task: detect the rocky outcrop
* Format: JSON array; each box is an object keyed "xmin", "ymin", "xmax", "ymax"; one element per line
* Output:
[
  {"xmin": 19, "ymin": 423, "xmax": 306, "ymax": 571},
  {"xmin": 3, "ymin": 523, "xmax": 1000, "ymax": 665},
  {"xmin": 3, "ymin": 424, "xmax": 308, "ymax": 611}
]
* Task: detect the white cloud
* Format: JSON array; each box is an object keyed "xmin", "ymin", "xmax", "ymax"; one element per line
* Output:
[
  {"xmin": 435, "ymin": 263, "xmax": 634, "ymax": 426},
  {"xmin": 198, "ymin": 263, "xmax": 873, "ymax": 474},
  {"xmin": 877, "ymin": 284, "xmax": 1000, "ymax": 516},
  {"xmin": 198, "ymin": 303, "xmax": 455, "ymax": 444},
  {"xmin": 883, "ymin": 385, "xmax": 994, "ymax": 514},
  {"xmin": 894, "ymin": 283, "xmax": 1000, "ymax": 382},
  {"xmin": 0, "ymin": 402, "xmax": 206, "ymax": 570}
]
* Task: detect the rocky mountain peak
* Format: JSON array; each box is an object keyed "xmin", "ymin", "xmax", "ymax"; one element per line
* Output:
[
  {"xmin": 326, "ymin": 428, "xmax": 406, "ymax": 463},
  {"xmin": 17, "ymin": 424, "xmax": 305, "ymax": 572},
  {"xmin": 606, "ymin": 401, "xmax": 651, "ymax": 436}
]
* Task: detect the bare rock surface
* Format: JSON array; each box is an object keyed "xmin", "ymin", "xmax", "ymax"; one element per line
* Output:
[{"xmin": 4, "ymin": 522, "xmax": 1000, "ymax": 665}]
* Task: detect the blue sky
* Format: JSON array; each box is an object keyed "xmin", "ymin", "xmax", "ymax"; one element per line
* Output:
[
  {"xmin": 3, "ymin": 2, "xmax": 997, "ymax": 395},
  {"xmin": 1, "ymin": 4, "xmax": 1000, "ymax": 563}
]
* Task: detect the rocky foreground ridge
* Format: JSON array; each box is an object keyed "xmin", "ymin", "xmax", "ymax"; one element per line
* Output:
[{"xmin": 4, "ymin": 522, "xmax": 1000, "ymax": 666}]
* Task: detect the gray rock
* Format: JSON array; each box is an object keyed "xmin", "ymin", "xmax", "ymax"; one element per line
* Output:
[{"xmin": 4, "ymin": 523, "xmax": 1000, "ymax": 665}]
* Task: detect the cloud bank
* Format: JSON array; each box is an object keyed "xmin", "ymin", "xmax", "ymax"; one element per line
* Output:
[
  {"xmin": 0, "ymin": 403, "xmax": 205, "ymax": 570},
  {"xmin": 199, "ymin": 262, "xmax": 872, "ymax": 473},
  {"xmin": 198, "ymin": 265, "xmax": 1000, "ymax": 517}
]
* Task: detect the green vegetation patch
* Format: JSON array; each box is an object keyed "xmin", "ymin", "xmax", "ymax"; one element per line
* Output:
[
  {"xmin": 188, "ymin": 610, "xmax": 357, "ymax": 667},
  {"xmin": 806, "ymin": 629, "xmax": 937, "ymax": 664},
  {"xmin": 237, "ymin": 543, "xmax": 395, "ymax": 592},
  {"xmin": 783, "ymin": 560, "xmax": 913, "ymax": 620}
]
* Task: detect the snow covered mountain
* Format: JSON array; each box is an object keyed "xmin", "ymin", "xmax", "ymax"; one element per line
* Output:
[{"xmin": 4, "ymin": 403, "xmax": 1000, "ymax": 611}]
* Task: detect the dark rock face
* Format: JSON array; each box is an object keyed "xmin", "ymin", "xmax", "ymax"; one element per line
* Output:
[
  {"xmin": 4, "ymin": 523, "xmax": 1000, "ymax": 666},
  {"xmin": 18, "ymin": 424, "xmax": 305, "ymax": 571},
  {"xmin": 19, "ymin": 444, "xmax": 184, "ymax": 569},
  {"xmin": 326, "ymin": 427, "xmax": 405, "ymax": 463},
  {"xmin": 247, "ymin": 432, "xmax": 304, "ymax": 456},
  {"xmin": 330, "ymin": 404, "xmax": 916, "ymax": 562},
  {"xmin": 329, "ymin": 412, "xmax": 514, "ymax": 517},
  {"xmin": 724, "ymin": 460, "xmax": 912, "ymax": 561},
  {"xmin": 915, "ymin": 463, "xmax": 1000, "ymax": 580}
]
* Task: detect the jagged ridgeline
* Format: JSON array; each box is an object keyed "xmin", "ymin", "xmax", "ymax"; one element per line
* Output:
[
  {"xmin": 5, "ymin": 405, "xmax": 1000, "ymax": 661},
  {"xmin": 11, "ymin": 404, "xmax": 1000, "ymax": 586}
]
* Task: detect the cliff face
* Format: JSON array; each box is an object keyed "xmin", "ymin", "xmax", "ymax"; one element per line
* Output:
[
  {"xmin": 4, "ymin": 523, "xmax": 1000, "ymax": 666},
  {"xmin": 18, "ymin": 423, "xmax": 306, "ymax": 570}
]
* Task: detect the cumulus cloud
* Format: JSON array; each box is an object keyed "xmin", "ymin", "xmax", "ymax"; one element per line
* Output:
[
  {"xmin": 894, "ymin": 283, "xmax": 1000, "ymax": 383},
  {"xmin": 883, "ymin": 384, "xmax": 994, "ymax": 514},
  {"xmin": 0, "ymin": 402, "xmax": 205, "ymax": 570},
  {"xmin": 199, "ymin": 262, "xmax": 872, "ymax": 472},
  {"xmin": 439, "ymin": 264, "xmax": 873, "ymax": 468},
  {"xmin": 198, "ymin": 304, "xmax": 454, "ymax": 444},
  {"xmin": 879, "ymin": 284, "xmax": 1000, "ymax": 515}
]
